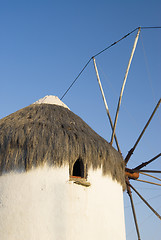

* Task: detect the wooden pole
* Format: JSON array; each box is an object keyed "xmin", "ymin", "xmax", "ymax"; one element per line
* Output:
[
  {"xmin": 125, "ymin": 99, "xmax": 161, "ymax": 165},
  {"xmin": 126, "ymin": 168, "xmax": 161, "ymax": 174},
  {"xmin": 110, "ymin": 27, "xmax": 141, "ymax": 145},
  {"xmin": 134, "ymin": 153, "xmax": 161, "ymax": 170},
  {"xmin": 136, "ymin": 179, "xmax": 161, "ymax": 187},
  {"xmin": 126, "ymin": 178, "xmax": 141, "ymax": 240},
  {"xmin": 92, "ymin": 57, "xmax": 121, "ymax": 153},
  {"xmin": 139, "ymin": 172, "xmax": 161, "ymax": 182},
  {"xmin": 138, "ymin": 170, "xmax": 161, "ymax": 174},
  {"xmin": 129, "ymin": 183, "xmax": 161, "ymax": 220}
]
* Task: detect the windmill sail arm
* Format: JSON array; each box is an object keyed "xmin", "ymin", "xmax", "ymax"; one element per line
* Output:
[
  {"xmin": 125, "ymin": 99, "xmax": 161, "ymax": 165},
  {"xmin": 129, "ymin": 183, "xmax": 161, "ymax": 220},
  {"xmin": 110, "ymin": 27, "xmax": 141, "ymax": 146},
  {"xmin": 133, "ymin": 153, "xmax": 161, "ymax": 170},
  {"xmin": 139, "ymin": 172, "xmax": 161, "ymax": 182},
  {"xmin": 136, "ymin": 179, "xmax": 161, "ymax": 187},
  {"xmin": 127, "ymin": 168, "xmax": 161, "ymax": 174},
  {"xmin": 92, "ymin": 57, "xmax": 121, "ymax": 153},
  {"xmin": 126, "ymin": 177, "xmax": 141, "ymax": 240},
  {"xmin": 137, "ymin": 170, "xmax": 161, "ymax": 174}
]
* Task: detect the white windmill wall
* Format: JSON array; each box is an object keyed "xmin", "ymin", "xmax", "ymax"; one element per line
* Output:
[
  {"xmin": 0, "ymin": 166, "xmax": 126, "ymax": 240},
  {"xmin": 33, "ymin": 95, "xmax": 70, "ymax": 109}
]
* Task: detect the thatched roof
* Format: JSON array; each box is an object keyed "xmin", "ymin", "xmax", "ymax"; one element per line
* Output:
[{"xmin": 0, "ymin": 103, "xmax": 125, "ymax": 187}]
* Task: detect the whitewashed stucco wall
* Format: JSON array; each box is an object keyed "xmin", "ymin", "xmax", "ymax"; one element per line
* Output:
[{"xmin": 0, "ymin": 166, "xmax": 126, "ymax": 240}]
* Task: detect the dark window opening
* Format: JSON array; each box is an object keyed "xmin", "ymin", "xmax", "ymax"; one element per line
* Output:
[{"xmin": 72, "ymin": 159, "xmax": 84, "ymax": 178}]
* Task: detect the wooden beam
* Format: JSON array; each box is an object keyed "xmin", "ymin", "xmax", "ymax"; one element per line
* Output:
[
  {"xmin": 136, "ymin": 179, "xmax": 161, "ymax": 187},
  {"xmin": 126, "ymin": 177, "xmax": 141, "ymax": 240},
  {"xmin": 125, "ymin": 99, "xmax": 161, "ymax": 165},
  {"xmin": 110, "ymin": 27, "xmax": 141, "ymax": 145},
  {"xmin": 139, "ymin": 172, "xmax": 161, "ymax": 182},
  {"xmin": 134, "ymin": 153, "xmax": 161, "ymax": 170},
  {"xmin": 129, "ymin": 183, "xmax": 161, "ymax": 220},
  {"xmin": 92, "ymin": 57, "xmax": 121, "ymax": 153}
]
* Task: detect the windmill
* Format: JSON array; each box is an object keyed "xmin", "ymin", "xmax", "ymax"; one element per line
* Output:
[
  {"xmin": 93, "ymin": 28, "xmax": 161, "ymax": 240},
  {"xmin": 0, "ymin": 26, "xmax": 160, "ymax": 240},
  {"xmin": 61, "ymin": 26, "xmax": 161, "ymax": 239},
  {"xmin": 94, "ymin": 28, "xmax": 161, "ymax": 240}
]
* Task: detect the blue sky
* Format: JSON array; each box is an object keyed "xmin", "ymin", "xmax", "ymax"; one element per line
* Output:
[{"xmin": 0, "ymin": 1, "xmax": 161, "ymax": 239}]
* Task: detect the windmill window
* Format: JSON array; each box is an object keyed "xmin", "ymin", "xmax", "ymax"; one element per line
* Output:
[
  {"xmin": 72, "ymin": 159, "xmax": 84, "ymax": 178},
  {"xmin": 69, "ymin": 158, "xmax": 90, "ymax": 187}
]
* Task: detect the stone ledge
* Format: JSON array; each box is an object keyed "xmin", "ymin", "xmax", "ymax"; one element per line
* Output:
[{"xmin": 69, "ymin": 176, "xmax": 91, "ymax": 187}]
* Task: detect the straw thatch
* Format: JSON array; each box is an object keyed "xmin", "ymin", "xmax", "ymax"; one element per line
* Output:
[{"xmin": 0, "ymin": 103, "xmax": 125, "ymax": 187}]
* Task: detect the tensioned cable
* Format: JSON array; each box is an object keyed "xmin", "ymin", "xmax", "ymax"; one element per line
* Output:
[
  {"xmin": 141, "ymin": 26, "xmax": 161, "ymax": 29},
  {"xmin": 140, "ymin": 33, "xmax": 156, "ymax": 102},
  {"xmin": 60, "ymin": 26, "xmax": 161, "ymax": 100},
  {"xmin": 60, "ymin": 27, "xmax": 139, "ymax": 100},
  {"xmin": 93, "ymin": 27, "xmax": 139, "ymax": 58},
  {"xmin": 60, "ymin": 58, "xmax": 92, "ymax": 100},
  {"xmin": 96, "ymin": 61, "xmax": 140, "ymax": 128},
  {"xmin": 140, "ymin": 33, "xmax": 161, "ymax": 126},
  {"xmin": 136, "ymin": 204, "xmax": 161, "ymax": 230}
]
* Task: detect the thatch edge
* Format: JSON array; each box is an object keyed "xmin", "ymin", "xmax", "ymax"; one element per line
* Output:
[{"xmin": 0, "ymin": 104, "xmax": 126, "ymax": 189}]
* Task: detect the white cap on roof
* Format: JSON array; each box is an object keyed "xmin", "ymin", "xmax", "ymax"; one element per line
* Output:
[{"xmin": 33, "ymin": 95, "xmax": 69, "ymax": 109}]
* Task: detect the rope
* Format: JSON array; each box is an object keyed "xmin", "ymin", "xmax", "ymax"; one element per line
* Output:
[
  {"xmin": 141, "ymin": 26, "xmax": 161, "ymax": 29},
  {"xmin": 138, "ymin": 204, "xmax": 161, "ymax": 227},
  {"xmin": 140, "ymin": 33, "xmax": 161, "ymax": 126},
  {"xmin": 93, "ymin": 27, "xmax": 139, "ymax": 58},
  {"xmin": 60, "ymin": 27, "xmax": 139, "ymax": 100},
  {"xmin": 60, "ymin": 58, "xmax": 92, "ymax": 100},
  {"xmin": 140, "ymin": 33, "xmax": 156, "ymax": 102},
  {"xmin": 60, "ymin": 26, "xmax": 161, "ymax": 100},
  {"xmin": 96, "ymin": 61, "xmax": 139, "ymax": 128},
  {"xmin": 126, "ymin": 204, "xmax": 161, "ymax": 238}
]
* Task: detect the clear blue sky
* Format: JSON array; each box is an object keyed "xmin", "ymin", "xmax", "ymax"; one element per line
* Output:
[{"xmin": 0, "ymin": 1, "xmax": 161, "ymax": 239}]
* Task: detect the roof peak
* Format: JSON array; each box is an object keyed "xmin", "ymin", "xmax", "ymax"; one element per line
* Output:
[{"xmin": 33, "ymin": 95, "xmax": 69, "ymax": 109}]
